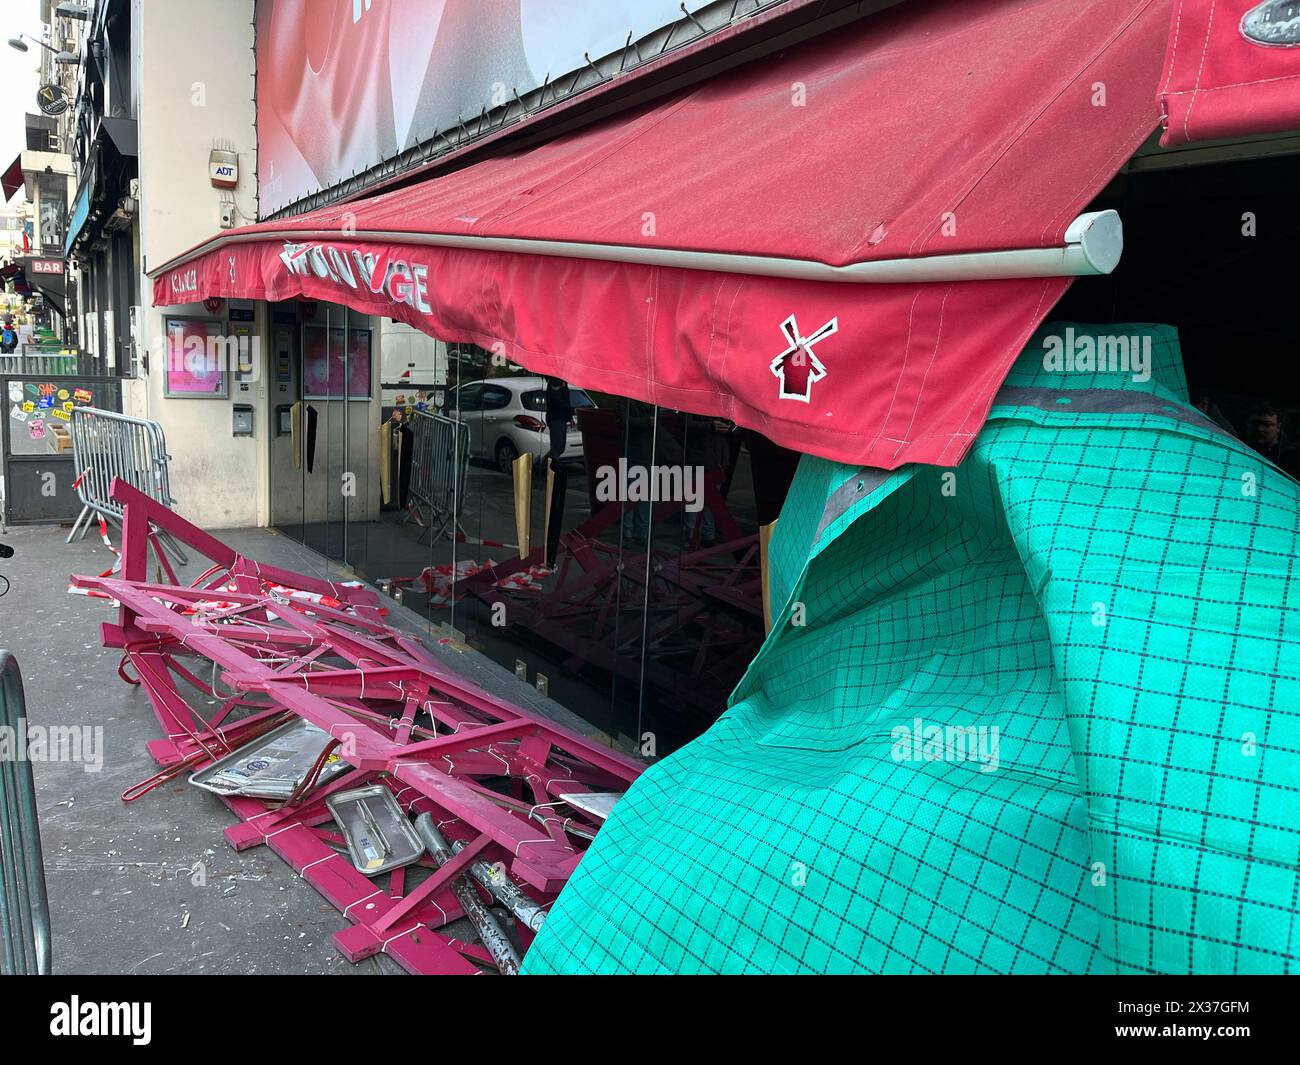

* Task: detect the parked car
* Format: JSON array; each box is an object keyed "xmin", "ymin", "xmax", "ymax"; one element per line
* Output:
[{"xmin": 443, "ymin": 377, "xmax": 595, "ymax": 472}]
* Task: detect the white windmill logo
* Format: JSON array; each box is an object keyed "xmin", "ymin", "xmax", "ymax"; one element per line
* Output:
[{"xmin": 770, "ymin": 313, "xmax": 837, "ymax": 403}]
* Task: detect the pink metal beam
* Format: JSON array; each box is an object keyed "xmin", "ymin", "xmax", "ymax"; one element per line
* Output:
[{"xmin": 68, "ymin": 477, "xmax": 643, "ymax": 974}]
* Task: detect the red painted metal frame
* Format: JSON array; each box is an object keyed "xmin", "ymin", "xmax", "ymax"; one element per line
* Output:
[
  {"xmin": 448, "ymin": 474, "xmax": 764, "ymax": 720},
  {"xmin": 71, "ymin": 478, "xmax": 643, "ymax": 974}
]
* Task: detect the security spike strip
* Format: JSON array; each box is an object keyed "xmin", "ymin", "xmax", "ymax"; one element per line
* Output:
[{"xmin": 70, "ymin": 477, "xmax": 642, "ymax": 975}]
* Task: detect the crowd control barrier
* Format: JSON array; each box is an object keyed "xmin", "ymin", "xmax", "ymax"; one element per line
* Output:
[
  {"xmin": 68, "ymin": 406, "xmax": 187, "ymax": 565},
  {"xmin": 407, "ymin": 410, "xmax": 470, "ymax": 543}
]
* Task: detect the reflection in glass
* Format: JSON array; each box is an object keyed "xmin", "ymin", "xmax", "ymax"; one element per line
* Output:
[{"xmin": 271, "ymin": 316, "xmax": 801, "ymax": 762}]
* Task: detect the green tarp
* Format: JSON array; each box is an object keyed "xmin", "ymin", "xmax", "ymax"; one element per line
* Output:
[{"xmin": 524, "ymin": 323, "xmax": 1300, "ymax": 974}]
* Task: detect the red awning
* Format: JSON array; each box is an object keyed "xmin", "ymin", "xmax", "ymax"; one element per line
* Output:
[
  {"xmin": 154, "ymin": 0, "xmax": 1167, "ymax": 469},
  {"xmin": 1159, "ymin": 1, "xmax": 1300, "ymax": 146},
  {"xmin": 2, "ymin": 155, "xmax": 23, "ymax": 203}
]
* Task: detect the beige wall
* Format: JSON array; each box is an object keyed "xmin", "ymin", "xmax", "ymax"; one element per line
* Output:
[
  {"xmin": 138, "ymin": 0, "xmax": 257, "ymax": 273},
  {"xmin": 135, "ymin": 0, "xmax": 261, "ymax": 529},
  {"xmin": 127, "ymin": 1, "xmax": 387, "ymax": 534}
]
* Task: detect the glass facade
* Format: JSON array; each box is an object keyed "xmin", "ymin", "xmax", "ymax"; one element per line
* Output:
[{"xmin": 267, "ymin": 299, "xmax": 800, "ymax": 760}]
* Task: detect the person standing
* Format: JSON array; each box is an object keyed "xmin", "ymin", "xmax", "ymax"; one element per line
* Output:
[
  {"xmin": 543, "ymin": 376, "xmax": 573, "ymax": 469},
  {"xmin": 1244, "ymin": 404, "xmax": 1300, "ymax": 478}
]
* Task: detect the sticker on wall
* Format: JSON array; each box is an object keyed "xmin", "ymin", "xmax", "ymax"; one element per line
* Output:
[
  {"xmin": 73, "ymin": 388, "xmax": 93, "ymax": 403},
  {"xmin": 28, "ymin": 418, "xmax": 45, "ymax": 440},
  {"xmin": 10, "ymin": 403, "xmax": 27, "ymax": 422},
  {"xmin": 21, "ymin": 401, "xmax": 34, "ymax": 413},
  {"xmin": 7, "ymin": 382, "xmax": 22, "ymax": 402},
  {"xmin": 57, "ymin": 388, "xmax": 69, "ymax": 401}
]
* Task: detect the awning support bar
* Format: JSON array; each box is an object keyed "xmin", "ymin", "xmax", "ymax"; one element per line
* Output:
[{"xmin": 157, "ymin": 210, "xmax": 1122, "ymax": 285}]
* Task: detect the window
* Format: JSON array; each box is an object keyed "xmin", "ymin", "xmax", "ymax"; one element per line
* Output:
[
  {"xmin": 449, "ymin": 383, "xmax": 483, "ymax": 412},
  {"xmin": 302, "ymin": 325, "xmax": 372, "ymax": 400},
  {"xmin": 480, "ymin": 386, "xmax": 512, "ymax": 411},
  {"xmin": 521, "ymin": 388, "xmax": 595, "ymax": 412},
  {"xmin": 162, "ymin": 317, "xmax": 228, "ymax": 398}
]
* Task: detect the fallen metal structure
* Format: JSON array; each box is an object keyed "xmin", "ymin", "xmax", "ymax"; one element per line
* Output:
[
  {"xmin": 477, "ymin": 532, "xmax": 764, "ymax": 721},
  {"xmin": 70, "ymin": 478, "xmax": 642, "ymax": 974},
  {"xmin": 454, "ymin": 476, "xmax": 764, "ymax": 723}
]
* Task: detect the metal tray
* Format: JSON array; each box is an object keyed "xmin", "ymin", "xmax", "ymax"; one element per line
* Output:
[
  {"xmin": 559, "ymin": 791, "xmax": 623, "ymax": 822},
  {"xmin": 190, "ymin": 718, "xmax": 351, "ymax": 799},
  {"xmin": 326, "ymin": 784, "xmax": 424, "ymax": 876}
]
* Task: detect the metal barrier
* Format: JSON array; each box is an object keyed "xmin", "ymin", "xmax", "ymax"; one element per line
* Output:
[
  {"xmin": 406, "ymin": 410, "xmax": 469, "ymax": 542},
  {"xmin": 0, "ymin": 353, "xmax": 82, "ymax": 377},
  {"xmin": 0, "ymin": 652, "xmax": 52, "ymax": 975},
  {"xmin": 68, "ymin": 406, "xmax": 187, "ymax": 564}
]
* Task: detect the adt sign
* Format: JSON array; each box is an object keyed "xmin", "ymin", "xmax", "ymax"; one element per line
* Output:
[{"xmin": 209, "ymin": 150, "xmax": 239, "ymax": 189}]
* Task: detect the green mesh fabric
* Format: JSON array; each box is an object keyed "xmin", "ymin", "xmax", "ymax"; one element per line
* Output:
[{"xmin": 523, "ymin": 323, "xmax": 1300, "ymax": 974}]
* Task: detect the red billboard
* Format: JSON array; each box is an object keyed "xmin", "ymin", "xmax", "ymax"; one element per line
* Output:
[{"xmin": 256, "ymin": 0, "xmax": 693, "ymax": 215}]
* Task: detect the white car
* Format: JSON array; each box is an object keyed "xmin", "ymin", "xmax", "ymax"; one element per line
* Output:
[{"xmin": 444, "ymin": 377, "xmax": 595, "ymax": 472}]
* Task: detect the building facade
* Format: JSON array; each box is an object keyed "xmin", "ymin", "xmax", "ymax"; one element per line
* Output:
[
  {"xmin": 23, "ymin": 0, "xmax": 1300, "ymax": 975},
  {"xmin": 44, "ymin": 0, "xmax": 808, "ymax": 758},
  {"xmin": 46, "ymin": 0, "xmax": 1300, "ymax": 766},
  {"xmin": 2, "ymin": 107, "xmax": 75, "ymax": 341}
]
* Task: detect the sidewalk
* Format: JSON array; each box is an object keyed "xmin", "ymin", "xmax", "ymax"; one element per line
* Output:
[{"xmin": 0, "ymin": 520, "xmax": 607, "ymax": 975}]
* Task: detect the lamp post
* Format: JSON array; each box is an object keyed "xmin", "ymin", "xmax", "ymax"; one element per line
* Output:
[{"xmin": 6, "ymin": 35, "xmax": 80, "ymax": 65}]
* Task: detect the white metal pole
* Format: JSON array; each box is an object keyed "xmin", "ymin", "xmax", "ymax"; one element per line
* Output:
[{"xmin": 155, "ymin": 210, "xmax": 1124, "ymax": 287}]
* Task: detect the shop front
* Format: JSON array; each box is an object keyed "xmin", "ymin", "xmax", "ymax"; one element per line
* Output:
[
  {"xmin": 146, "ymin": 0, "xmax": 1300, "ymax": 973},
  {"xmin": 155, "ymin": 0, "xmax": 1165, "ymax": 755},
  {"xmin": 188, "ymin": 287, "xmax": 798, "ymax": 758}
]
